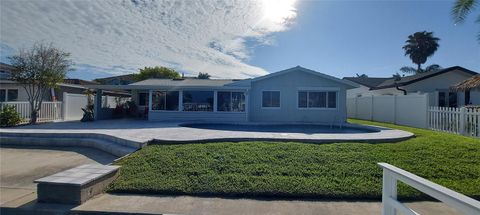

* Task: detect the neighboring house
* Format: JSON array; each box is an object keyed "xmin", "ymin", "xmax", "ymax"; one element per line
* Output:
[
  {"xmin": 0, "ymin": 62, "xmax": 127, "ymax": 103},
  {"xmin": 343, "ymin": 66, "xmax": 478, "ymax": 107},
  {"xmin": 94, "ymin": 74, "xmax": 136, "ymax": 85},
  {"xmin": 89, "ymin": 66, "xmax": 357, "ymax": 124},
  {"xmin": 451, "ymin": 74, "xmax": 480, "ymax": 106}
]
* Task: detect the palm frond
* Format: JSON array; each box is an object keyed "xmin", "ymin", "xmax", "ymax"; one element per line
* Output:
[
  {"xmin": 400, "ymin": 66, "xmax": 417, "ymax": 74},
  {"xmin": 452, "ymin": 0, "xmax": 478, "ymax": 24}
]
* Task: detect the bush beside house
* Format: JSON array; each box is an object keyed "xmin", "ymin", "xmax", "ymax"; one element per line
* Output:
[{"xmin": 0, "ymin": 105, "xmax": 22, "ymax": 127}]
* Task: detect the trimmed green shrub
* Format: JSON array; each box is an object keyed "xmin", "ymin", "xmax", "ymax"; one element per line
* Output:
[{"xmin": 0, "ymin": 105, "xmax": 22, "ymax": 127}]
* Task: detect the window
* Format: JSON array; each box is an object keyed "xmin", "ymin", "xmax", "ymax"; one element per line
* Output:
[
  {"xmin": 465, "ymin": 90, "xmax": 471, "ymax": 105},
  {"xmin": 298, "ymin": 91, "xmax": 337, "ymax": 109},
  {"xmin": 183, "ymin": 91, "xmax": 214, "ymax": 111},
  {"xmin": 448, "ymin": 92, "xmax": 457, "ymax": 107},
  {"xmin": 7, "ymin": 89, "xmax": 18, "ymax": 101},
  {"xmin": 438, "ymin": 92, "xmax": 446, "ymax": 107},
  {"xmin": 217, "ymin": 91, "xmax": 245, "ymax": 112},
  {"xmin": 262, "ymin": 91, "xmax": 280, "ymax": 108},
  {"xmin": 328, "ymin": 92, "xmax": 337, "ymax": 108},
  {"xmin": 0, "ymin": 89, "xmax": 5, "ymax": 102},
  {"xmin": 138, "ymin": 93, "xmax": 148, "ymax": 106},
  {"xmin": 151, "ymin": 91, "xmax": 179, "ymax": 111}
]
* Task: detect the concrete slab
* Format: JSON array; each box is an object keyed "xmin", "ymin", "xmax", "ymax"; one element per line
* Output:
[
  {"xmin": 74, "ymin": 193, "xmax": 463, "ymax": 215},
  {"xmin": 0, "ymin": 119, "xmax": 413, "ymax": 144},
  {"xmin": 0, "ymin": 146, "xmax": 117, "ymax": 207}
]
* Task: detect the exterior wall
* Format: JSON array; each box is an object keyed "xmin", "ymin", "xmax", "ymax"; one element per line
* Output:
[
  {"xmin": 470, "ymin": 90, "xmax": 480, "ymax": 105},
  {"xmin": 1, "ymin": 83, "xmax": 31, "ymax": 101},
  {"xmin": 149, "ymin": 111, "xmax": 247, "ymax": 122},
  {"xmin": 248, "ymin": 71, "xmax": 348, "ymax": 124},
  {"xmin": 402, "ymin": 70, "xmax": 473, "ymax": 93}
]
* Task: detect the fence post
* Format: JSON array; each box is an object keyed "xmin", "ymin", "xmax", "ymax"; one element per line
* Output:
[
  {"xmin": 63, "ymin": 92, "xmax": 68, "ymax": 121},
  {"xmin": 382, "ymin": 169, "xmax": 397, "ymax": 215},
  {"xmin": 459, "ymin": 107, "xmax": 466, "ymax": 135}
]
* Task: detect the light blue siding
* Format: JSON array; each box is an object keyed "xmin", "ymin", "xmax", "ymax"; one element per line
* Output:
[{"xmin": 248, "ymin": 70, "xmax": 348, "ymax": 124}]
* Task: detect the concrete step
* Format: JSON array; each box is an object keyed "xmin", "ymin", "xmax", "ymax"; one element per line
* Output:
[{"xmin": 0, "ymin": 134, "xmax": 139, "ymax": 157}]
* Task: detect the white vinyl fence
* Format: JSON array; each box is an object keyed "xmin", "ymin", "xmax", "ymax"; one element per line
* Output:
[
  {"xmin": 429, "ymin": 106, "xmax": 480, "ymax": 137},
  {"xmin": 0, "ymin": 101, "xmax": 63, "ymax": 123},
  {"xmin": 63, "ymin": 92, "xmax": 88, "ymax": 121},
  {"xmin": 347, "ymin": 94, "xmax": 429, "ymax": 128},
  {"xmin": 348, "ymin": 94, "xmax": 480, "ymax": 137}
]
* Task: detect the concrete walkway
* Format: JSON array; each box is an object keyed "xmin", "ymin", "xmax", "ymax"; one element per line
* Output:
[
  {"xmin": 0, "ymin": 119, "xmax": 413, "ymax": 144},
  {"xmin": 73, "ymin": 193, "xmax": 463, "ymax": 215}
]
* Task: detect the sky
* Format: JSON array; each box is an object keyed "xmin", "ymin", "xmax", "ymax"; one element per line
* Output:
[{"xmin": 0, "ymin": 0, "xmax": 479, "ymax": 80}]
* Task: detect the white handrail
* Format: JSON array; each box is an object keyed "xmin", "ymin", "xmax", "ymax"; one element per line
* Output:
[{"xmin": 378, "ymin": 163, "xmax": 480, "ymax": 215}]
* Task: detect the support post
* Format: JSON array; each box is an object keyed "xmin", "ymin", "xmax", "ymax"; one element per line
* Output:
[
  {"xmin": 382, "ymin": 169, "xmax": 397, "ymax": 215},
  {"xmin": 94, "ymin": 89, "xmax": 102, "ymax": 121}
]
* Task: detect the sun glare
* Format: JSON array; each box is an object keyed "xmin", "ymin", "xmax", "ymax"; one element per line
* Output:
[{"xmin": 261, "ymin": 0, "xmax": 297, "ymax": 23}]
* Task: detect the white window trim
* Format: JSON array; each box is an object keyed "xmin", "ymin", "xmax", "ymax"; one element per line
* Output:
[
  {"xmin": 261, "ymin": 90, "xmax": 281, "ymax": 109},
  {"xmin": 297, "ymin": 90, "xmax": 338, "ymax": 110},
  {"xmin": 216, "ymin": 91, "xmax": 246, "ymax": 113}
]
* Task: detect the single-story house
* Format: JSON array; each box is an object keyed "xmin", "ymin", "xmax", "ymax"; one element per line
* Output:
[
  {"xmin": 0, "ymin": 62, "xmax": 129, "ymax": 104},
  {"xmin": 343, "ymin": 66, "xmax": 479, "ymax": 107},
  {"xmin": 89, "ymin": 66, "xmax": 357, "ymax": 124},
  {"xmin": 451, "ymin": 74, "xmax": 480, "ymax": 106}
]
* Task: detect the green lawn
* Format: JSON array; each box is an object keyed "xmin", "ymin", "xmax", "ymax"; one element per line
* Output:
[{"xmin": 109, "ymin": 119, "xmax": 480, "ymax": 200}]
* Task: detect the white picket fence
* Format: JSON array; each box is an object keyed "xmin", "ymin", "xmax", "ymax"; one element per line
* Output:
[
  {"xmin": 428, "ymin": 106, "xmax": 480, "ymax": 138},
  {"xmin": 0, "ymin": 101, "xmax": 63, "ymax": 123}
]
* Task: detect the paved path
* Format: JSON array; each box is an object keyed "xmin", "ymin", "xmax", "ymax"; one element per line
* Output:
[
  {"xmin": 0, "ymin": 146, "xmax": 116, "ymax": 207},
  {"xmin": 74, "ymin": 193, "xmax": 463, "ymax": 215},
  {"xmin": 1, "ymin": 119, "xmax": 413, "ymax": 143}
]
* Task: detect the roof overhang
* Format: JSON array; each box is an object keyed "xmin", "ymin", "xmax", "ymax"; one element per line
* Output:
[{"xmin": 84, "ymin": 85, "xmax": 250, "ymax": 91}]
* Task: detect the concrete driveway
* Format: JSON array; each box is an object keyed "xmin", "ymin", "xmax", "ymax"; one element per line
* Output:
[{"xmin": 0, "ymin": 146, "xmax": 116, "ymax": 207}]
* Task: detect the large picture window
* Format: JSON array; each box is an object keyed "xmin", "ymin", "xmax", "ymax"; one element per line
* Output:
[
  {"xmin": 298, "ymin": 91, "xmax": 337, "ymax": 109},
  {"xmin": 262, "ymin": 91, "xmax": 280, "ymax": 108},
  {"xmin": 151, "ymin": 91, "xmax": 179, "ymax": 111},
  {"xmin": 183, "ymin": 91, "xmax": 214, "ymax": 111},
  {"xmin": 217, "ymin": 91, "xmax": 245, "ymax": 112}
]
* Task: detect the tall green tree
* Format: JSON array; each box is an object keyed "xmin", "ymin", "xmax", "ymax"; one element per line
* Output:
[
  {"xmin": 402, "ymin": 31, "xmax": 440, "ymax": 72},
  {"xmin": 197, "ymin": 72, "xmax": 211, "ymax": 79},
  {"xmin": 135, "ymin": 66, "xmax": 180, "ymax": 81},
  {"xmin": 9, "ymin": 42, "xmax": 72, "ymax": 124},
  {"xmin": 452, "ymin": 0, "xmax": 479, "ymax": 41}
]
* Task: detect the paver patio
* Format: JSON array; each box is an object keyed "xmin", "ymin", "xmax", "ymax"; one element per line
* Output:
[{"xmin": 0, "ymin": 119, "xmax": 413, "ymax": 144}]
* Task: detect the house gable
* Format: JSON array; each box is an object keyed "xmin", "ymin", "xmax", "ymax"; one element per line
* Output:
[{"xmin": 251, "ymin": 66, "xmax": 358, "ymax": 89}]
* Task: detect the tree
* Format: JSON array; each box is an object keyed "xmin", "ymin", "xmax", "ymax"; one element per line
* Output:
[
  {"xmin": 9, "ymin": 43, "xmax": 72, "ymax": 124},
  {"xmin": 392, "ymin": 72, "xmax": 402, "ymax": 81},
  {"xmin": 355, "ymin": 73, "xmax": 368, "ymax": 78},
  {"xmin": 452, "ymin": 0, "xmax": 479, "ymax": 41},
  {"xmin": 198, "ymin": 72, "xmax": 211, "ymax": 79},
  {"xmin": 402, "ymin": 31, "xmax": 440, "ymax": 72},
  {"xmin": 135, "ymin": 66, "xmax": 180, "ymax": 81},
  {"xmin": 399, "ymin": 64, "xmax": 442, "ymax": 75}
]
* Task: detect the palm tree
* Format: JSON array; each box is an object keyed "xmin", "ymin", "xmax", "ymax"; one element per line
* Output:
[
  {"xmin": 399, "ymin": 64, "xmax": 442, "ymax": 75},
  {"xmin": 452, "ymin": 0, "xmax": 479, "ymax": 41},
  {"xmin": 402, "ymin": 31, "xmax": 440, "ymax": 72}
]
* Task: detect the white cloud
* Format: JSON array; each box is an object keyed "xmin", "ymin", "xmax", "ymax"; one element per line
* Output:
[{"xmin": 0, "ymin": 0, "xmax": 297, "ymax": 79}]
